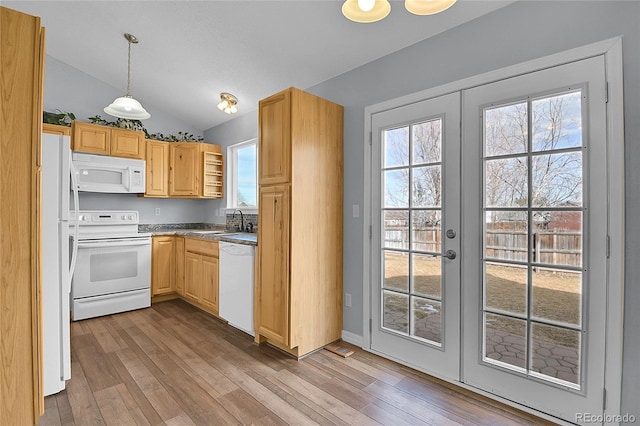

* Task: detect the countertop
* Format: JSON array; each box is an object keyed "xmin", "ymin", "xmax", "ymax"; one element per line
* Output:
[{"xmin": 140, "ymin": 224, "xmax": 257, "ymax": 246}]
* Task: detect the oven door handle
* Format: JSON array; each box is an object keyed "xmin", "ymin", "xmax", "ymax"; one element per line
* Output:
[{"xmin": 77, "ymin": 239, "xmax": 151, "ymax": 249}]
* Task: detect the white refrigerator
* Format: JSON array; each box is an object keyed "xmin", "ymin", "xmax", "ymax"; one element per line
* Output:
[{"xmin": 41, "ymin": 132, "xmax": 75, "ymax": 396}]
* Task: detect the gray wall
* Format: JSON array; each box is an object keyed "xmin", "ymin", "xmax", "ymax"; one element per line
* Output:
[
  {"xmin": 205, "ymin": 1, "xmax": 640, "ymax": 417},
  {"xmin": 45, "ymin": 56, "xmax": 213, "ymax": 224}
]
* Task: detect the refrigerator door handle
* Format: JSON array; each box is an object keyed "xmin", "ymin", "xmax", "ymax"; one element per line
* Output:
[{"xmin": 68, "ymin": 152, "xmax": 80, "ymax": 287}]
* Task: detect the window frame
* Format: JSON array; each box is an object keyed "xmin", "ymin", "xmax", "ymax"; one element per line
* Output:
[{"xmin": 226, "ymin": 138, "xmax": 258, "ymax": 211}]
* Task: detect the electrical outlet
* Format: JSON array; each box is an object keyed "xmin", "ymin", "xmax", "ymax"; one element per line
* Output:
[
  {"xmin": 154, "ymin": 208, "xmax": 161, "ymax": 216},
  {"xmin": 345, "ymin": 293, "xmax": 352, "ymax": 307}
]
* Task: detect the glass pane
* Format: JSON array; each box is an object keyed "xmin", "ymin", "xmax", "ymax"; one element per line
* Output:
[
  {"xmin": 532, "ymin": 269, "xmax": 582, "ymax": 326},
  {"xmin": 531, "ymin": 323, "xmax": 581, "ymax": 386},
  {"xmin": 383, "ymin": 290, "xmax": 409, "ymax": 334},
  {"xmin": 384, "ymin": 169, "xmax": 409, "ymax": 208},
  {"xmin": 532, "ymin": 152, "xmax": 582, "ymax": 207},
  {"xmin": 383, "ymin": 210, "xmax": 408, "ymax": 250},
  {"xmin": 485, "ymin": 211, "xmax": 528, "ymax": 262},
  {"xmin": 412, "ymin": 119, "xmax": 441, "ymax": 164},
  {"xmin": 412, "ymin": 253, "xmax": 441, "ymax": 299},
  {"xmin": 384, "ymin": 127, "xmax": 409, "ymax": 168},
  {"xmin": 484, "ymin": 102, "xmax": 528, "ymax": 157},
  {"xmin": 485, "ymin": 262, "xmax": 527, "ymax": 315},
  {"xmin": 412, "ymin": 297, "xmax": 442, "ymax": 344},
  {"xmin": 533, "ymin": 211, "xmax": 582, "ymax": 267},
  {"xmin": 413, "ymin": 165, "xmax": 441, "ymax": 207},
  {"xmin": 236, "ymin": 144, "xmax": 257, "ymax": 206},
  {"xmin": 412, "ymin": 210, "xmax": 441, "ymax": 252},
  {"xmin": 484, "ymin": 157, "xmax": 528, "ymax": 208},
  {"xmin": 532, "ymin": 91, "xmax": 582, "ymax": 152},
  {"xmin": 383, "ymin": 251, "xmax": 408, "ymax": 292},
  {"xmin": 484, "ymin": 313, "xmax": 527, "ymax": 370}
]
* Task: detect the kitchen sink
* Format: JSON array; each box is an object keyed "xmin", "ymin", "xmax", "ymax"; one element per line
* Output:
[{"xmin": 190, "ymin": 230, "xmax": 232, "ymax": 234}]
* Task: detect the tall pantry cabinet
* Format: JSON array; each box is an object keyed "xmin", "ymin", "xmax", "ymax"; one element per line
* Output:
[
  {"xmin": 256, "ymin": 87, "xmax": 344, "ymax": 358},
  {"xmin": 1, "ymin": 6, "xmax": 45, "ymax": 423}
]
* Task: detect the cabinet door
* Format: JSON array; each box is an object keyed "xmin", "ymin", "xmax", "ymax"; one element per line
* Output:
[
  {"xmin": 201, "ymin": 255, "xmax": 219, "ymax": 315},
  {"xmin": 151, "ymin": 236, "xmax": 175, "ymax": 296},
  {"xmin": 72, "ymin": 122, "xmax": 110, "ymax": 155},
  {"xmin": 169, "ymin": 143, "xmax": 200, "ymax": 196},
  {"xmin": 257, "ymin": 185, "xmax": 290, "ymax": 346},
  {"xmin": 184, "ymin": 252, "xmax": 202, "ymax": 302},
  {"xmin": 175, "ymin": 237, "xmax": 185, "ymax": 296},
  {"xmin": 111, "ymin": 129, "xmax": 145, "ymax": 159},
  {"xmin": 259, "ymin": 89, "xmax": 291, "ymax": 185},
  {"xmin": 43, "ymin": 123, "xmax": 71, "ymax": 136},
  {"xmin": 145, "ymin": 140, "xmax": 169, "ymax": 196}
]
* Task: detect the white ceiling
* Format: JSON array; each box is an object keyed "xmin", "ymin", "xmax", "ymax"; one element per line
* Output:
[{"xmin": 6, "ymin": 0, "xmax": 515, "ymax": 131}]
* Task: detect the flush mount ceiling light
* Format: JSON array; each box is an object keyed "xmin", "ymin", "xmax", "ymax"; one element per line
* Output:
[
  {"xmin": 342, "ymin": 0, "xmax": 390, "ymax": 23},
  {"xmin": 342, "ymin": 0, "xmax": 456, "ymax": 23},
  {"xmin": 405, "ymin": 0, "xmax": 457, "ymax": 15},
  {"xmin": 217, "ymin": 92, "xmax": 238, "ymax": 114},
  {"xmin": 104, "ymin": 33, "xmax": 151, "ymax": 120}
]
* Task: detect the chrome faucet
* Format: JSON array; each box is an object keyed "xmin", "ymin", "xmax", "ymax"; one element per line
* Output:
[{"xmin": 232, "ymin": 209, "xmax": 245, "ymax": 232}]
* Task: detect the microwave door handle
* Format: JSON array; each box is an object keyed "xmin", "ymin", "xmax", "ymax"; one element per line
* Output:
[{"xmin": 124, "ymin": 167, "xmax": 131, "ymax": 191}]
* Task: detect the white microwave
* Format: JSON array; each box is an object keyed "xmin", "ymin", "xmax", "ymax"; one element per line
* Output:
[{"xmin": 72, "ymin": 152, "xmax": 146, "ymax": 193}]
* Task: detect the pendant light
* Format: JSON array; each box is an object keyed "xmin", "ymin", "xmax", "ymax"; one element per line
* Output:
[
  {"xmin": 342, "ymin": 0, "xmax": 391, "ymax": 23},
  {"xmin": 405, "ymin": 0, "xmax": 457, "ymax": 15},
  {"xmin": 104, "ymin": 33, "xmax": 150, "ymax": 120},
  {"xmin": 217, "ymin": 92, "xmax": 238, "ymax": 114}
]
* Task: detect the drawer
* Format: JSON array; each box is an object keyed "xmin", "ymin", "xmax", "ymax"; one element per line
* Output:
[{"xmin": 185, "ymin": 237, "xmax": 219, "ymax": 256}]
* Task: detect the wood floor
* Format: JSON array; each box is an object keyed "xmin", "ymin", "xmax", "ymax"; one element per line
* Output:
[{"xmin": 39, "ymin": 299, "xmax": 552, "ymax": 426}]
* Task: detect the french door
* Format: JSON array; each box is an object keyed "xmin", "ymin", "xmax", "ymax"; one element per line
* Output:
[
  {"xmin": 461, "ymin": 56, "xmax": 607, "ymax": 421},
  {"xmin": 370, "ymin": 56, "xmax": 608, "ymax": 422},
  {"xmin": 370, "ymin": 92, "xmax": 461, "ymax": 380}
]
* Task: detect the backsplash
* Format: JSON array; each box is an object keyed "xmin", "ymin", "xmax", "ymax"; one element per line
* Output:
[{"xmin": 226, "ymin": 212, "xmax": 258, "ymax": 233}]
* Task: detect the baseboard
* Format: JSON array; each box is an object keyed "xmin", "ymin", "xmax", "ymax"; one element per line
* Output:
[{"xmin": 341, "ymin": 330, "xmax": 364, "ymax": 347}]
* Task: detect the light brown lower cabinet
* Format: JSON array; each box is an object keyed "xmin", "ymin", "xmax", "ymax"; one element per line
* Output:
[
  {"xmin": 151, "ymin": 236, "xmax": 176, "ymax": 296},
  {"xmin": 175, "ymin": 236, "xmax": 185, "ymax": 296},
  {"xmin": 183, "ymin": 237, "xmax": 219, "ymax": 316}
]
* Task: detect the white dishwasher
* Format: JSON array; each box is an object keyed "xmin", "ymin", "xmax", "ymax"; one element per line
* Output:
[{"xmin": 219, "ymin": 241, "xmax": 255, "ymax": 336}]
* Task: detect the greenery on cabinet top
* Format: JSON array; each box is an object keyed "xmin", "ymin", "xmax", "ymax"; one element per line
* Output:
[{"xmin": 43, "ymin": 110, "xmax": 204, "ymax": 142}]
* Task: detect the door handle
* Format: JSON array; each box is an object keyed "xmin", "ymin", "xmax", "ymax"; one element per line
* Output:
[{"xmin": 445, "ymin": 249, "xmax": 457, "ymax": 260}]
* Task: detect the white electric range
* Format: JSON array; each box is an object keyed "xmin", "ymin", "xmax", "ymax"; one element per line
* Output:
[{"xmin": 70, "ymin": 210, "xmax": 151, "ymax": 321}]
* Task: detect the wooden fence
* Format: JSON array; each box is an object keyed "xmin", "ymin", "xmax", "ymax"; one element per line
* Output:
[{"xmin": 384, "ymin": 227, "xmax": 582, "ymax": 267}]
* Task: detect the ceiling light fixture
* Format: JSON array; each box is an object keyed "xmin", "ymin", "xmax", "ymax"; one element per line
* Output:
[
  {"xmin": 104, "ymin": 33, "xmax": 150, "ymax": 120},
  {"xmin": 342, "ymin": 0, "xmax": 456, "ymax": 23},
  {"xmin": 405, "ymin": 0, "xmax": 457, "ymax": 15},
  {"xmin": 342, "ymin": 0, "xmax": 391, "ymax": 23},
  {"xmin": 217, "ymin": 92, "xmax": 238, "ymax": 114}
]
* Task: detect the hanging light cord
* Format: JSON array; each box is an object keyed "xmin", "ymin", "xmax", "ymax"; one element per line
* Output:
[{"xmin": 125, "ymin": 38, "xmax": 132, "ymax": 96}]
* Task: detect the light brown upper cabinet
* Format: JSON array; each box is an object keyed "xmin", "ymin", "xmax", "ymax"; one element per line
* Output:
[
  {"xmin": 167, "ymin": 142, "xmax": 223, "ymax": 199},
  {"xmin": 42, "ymin": 123, "xmax": 71, "ymax": 136},
  {"xmin": 256, "ymin": 87, "xmax": 343, "ymax": 358},
  {"xmin": 258, "ymin": 89, "xmax": 291, "ymax": 185},
  {"xmin": 72, "ymin": 122, "xmax": 145, "ymax": 159},
  {"xmin": 169, "ymin": 142, "xmax": 200, "ymax": 196},
  {"xmin": 145, "ymin": 139, "xmax": 170, "ymax": 197}
]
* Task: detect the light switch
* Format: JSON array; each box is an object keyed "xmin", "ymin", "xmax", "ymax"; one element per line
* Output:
[{"xmin": 352, "ymin": 204, "xmax": 360, "ymax": 218}]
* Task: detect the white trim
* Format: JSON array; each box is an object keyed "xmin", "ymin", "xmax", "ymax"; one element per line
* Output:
[
  {"xmin": 603, "ymin": 38, "xmax": 625, "ymax": 422},
  {"xmin": 341, "ymin": 330, "xmax": 364, "ymax": 347},
  {"xmin": 362, "ymin": 36, "xmax": 624, "ymax": 420}
]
